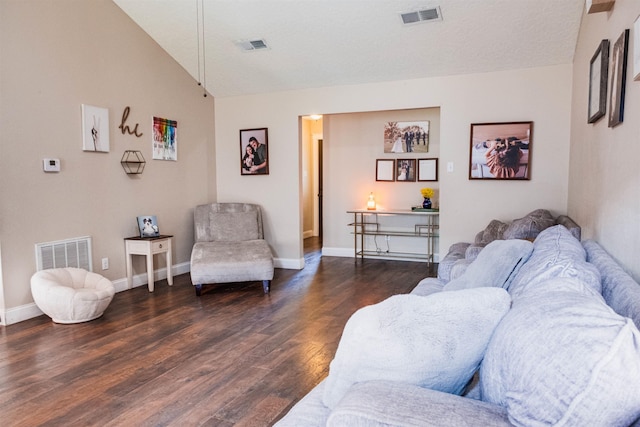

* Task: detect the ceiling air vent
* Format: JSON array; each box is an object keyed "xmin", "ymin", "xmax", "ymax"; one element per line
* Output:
[
  {"xmin": 400, "ymin": 7, "xmax": 442, "ymax": 25},
  {"xmin": 235, "ymin": 39, "xmax": 269, "ymax": 52}
]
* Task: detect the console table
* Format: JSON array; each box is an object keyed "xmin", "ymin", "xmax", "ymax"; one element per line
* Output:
[
  {"xmin": 124, "ymin": 235, "xmax": 173, "ymax": 292},
  {"xmin": 347, "ymin": 209, "xmax": 439, "ymax": 265}
]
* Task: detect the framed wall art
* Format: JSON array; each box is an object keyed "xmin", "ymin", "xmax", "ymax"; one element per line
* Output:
[
  {"xmin": 383, "ymin": 121, "xmax": 430, "ymax": 153},
  {"xmin": 608, "ymin": 29, "xmax": 629, "ymax": 128},
  {"xmin": 81, "ymin": 104, "xmax": 110, "ymax": 152},
  {"xmin": 469, "ymin": 122, "xmax": 532, "ymax": 180},
  {"xmin": 417, "ymin": 158, "xmax": 438, "ymax": 181},
  {"xmin": 396, "ymin": 159, "xmax": 416, "ymax": 182},
  {"xmin": 588, "ymin": 40, "xmax": 609, "ymax": 124},
  {"xmin": 634, "ymin": 15, "xmax": 640, "ymax": 81},
  {"xmin": 152, "ymin": 116, "xmax": 177, "ymax": 161},
  {"xmin": 240, "ymin": 128, "xmax": 269, "ymax": 175},
  {"xmin": 376, "ymin": 159, "xmax": 395, "ymax": 181}
]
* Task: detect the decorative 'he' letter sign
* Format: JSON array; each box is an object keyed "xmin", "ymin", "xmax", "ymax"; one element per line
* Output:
[{"xmin": 119, "ymin": 106, "xmax": 143, "ymax": 137}]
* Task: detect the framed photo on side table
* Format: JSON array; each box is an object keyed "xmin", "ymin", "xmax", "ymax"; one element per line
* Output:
[{"xmin": 588, "ymin": 39, "xmax": 609, "ymax": 124}]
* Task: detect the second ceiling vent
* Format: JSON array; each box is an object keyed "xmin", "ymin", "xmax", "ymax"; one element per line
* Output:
[{"xmin": 400, "ymin": 7, "xmax": 442, "ymax": 25}]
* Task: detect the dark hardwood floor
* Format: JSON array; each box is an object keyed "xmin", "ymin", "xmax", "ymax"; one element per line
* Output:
[{"xmin": 0, "ymin": 238, "xmax": 436, "ymax": 426}]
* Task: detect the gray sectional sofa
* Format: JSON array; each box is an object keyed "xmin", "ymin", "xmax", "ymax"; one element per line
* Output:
[{"xmin": 275, "ymin": 223, "xmax": 640, "ymax": 426}]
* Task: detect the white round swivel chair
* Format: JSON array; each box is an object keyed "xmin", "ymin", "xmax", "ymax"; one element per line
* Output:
[{"xmin": 30, "ymin": 267, "xmax": 115, "ymax": 324}]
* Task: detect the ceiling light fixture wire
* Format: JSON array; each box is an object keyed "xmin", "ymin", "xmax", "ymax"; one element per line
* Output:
[{"xmin": 196, "ymin": 0, "xmax": 207, "ymax": 97}]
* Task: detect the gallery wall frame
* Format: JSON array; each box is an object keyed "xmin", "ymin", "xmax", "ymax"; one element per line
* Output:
[
  {"xmin": 396, "ymin": 159, "xmax": 416, "ymax": 182},
  {"xmin": 376, "ymin": 159, "xmax": 395, "ymax": 181},
  {"xmin": 383, "ymin": 121, "xmax": 430, "ymax": 153},
  {"xmin": 417, "ymin": 158, "xmax": 438, "ymax": 181},
  {"xmin": 469, "ymin": 121, "xmax": 532, "ymax": 181},
  {"xmin": 608, "ymin": 29, "xmax": 630, "ymax": 128},
  {"xmin": 240, "ymin": 128, "xmax": 269, "ymax": 175},
  {"xmin": 588, "ymin": 39, "xmax": 609, "ymax": 124},
  {"xmin": 152, "ymin": 116, "xmax": 177, "ymax": 161}
]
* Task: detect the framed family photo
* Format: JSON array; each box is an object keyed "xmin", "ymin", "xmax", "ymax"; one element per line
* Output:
[
  {"xmin": 396, "ymin": 159, "xmax": 416, "ymax": 182},
  {"xmin": 240, "ymin": 128, "xmax": 269, "ymax": 175},
  {"xmin": 383, "ymin": 121, "xmax": 430, "ymax": 153},
  {"xmin": 469, "ymin": 122, "xmax": 532, "ymax": 180},
  {"xmin": 588, "ymin": 39, "xmax": 609, "ymax": 124}
]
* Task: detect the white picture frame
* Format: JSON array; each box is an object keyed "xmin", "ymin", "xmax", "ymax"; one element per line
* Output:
[
  {"xmin": 81, "ymin": 104, "xmax": 110, "ymax": 152},
  {"xmin": 634, "ymin": 15, "xmax": 640, "ymax": 81}
]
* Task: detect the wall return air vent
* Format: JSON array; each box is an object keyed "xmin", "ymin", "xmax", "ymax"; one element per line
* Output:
[
  {"xmin": 235, "ymin": 39, "xmax": 269, "ymax": 51},
  {"xmin": 400, "ymin": 7, "xmax": 442, "ymax": 25}
]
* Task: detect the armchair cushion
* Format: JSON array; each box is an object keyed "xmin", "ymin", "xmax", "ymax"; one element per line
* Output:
[{"xmin": 209, "ymin": 211, "xmax": 260, "ymax": 241}]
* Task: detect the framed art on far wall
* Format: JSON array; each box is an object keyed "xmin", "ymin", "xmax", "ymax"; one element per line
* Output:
[
  {"xmin": 609, "ymin": 29, "xmax": 629, "ymax": 128},
  {"xmin": 469, "ymin": 122, "xmax": 532, "ymax": 180},
  {"xmin": 240, "ymin": 128, "xmax": 269, "ymax": 175},
  {"xmin": 376, "ymin": 159, "xmax": 395, "ymax": 181},
  {"xmin": 396, "ymin": 159, "xmax": 416, "ymax": 182},
  {"xmin": 417, "ymin": 158, "xmax": 438, "ymax": 181},
  {"xmin": 588, "ymin": 39, "xmax": 609, "ymax": 124},
  {"xmin": 634, "ymin": 15, "xmax": 640, "ymax": 81}
]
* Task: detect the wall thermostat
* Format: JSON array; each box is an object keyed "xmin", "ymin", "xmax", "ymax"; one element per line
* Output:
[{"xmin": 43, "ymin": 158, "xmax": 60, "ymax": 172}]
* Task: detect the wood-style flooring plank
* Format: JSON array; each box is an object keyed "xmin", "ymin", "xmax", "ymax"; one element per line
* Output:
[{"xmin": 0, "ymin": 238, "xmax": 435, "ymax": 426}]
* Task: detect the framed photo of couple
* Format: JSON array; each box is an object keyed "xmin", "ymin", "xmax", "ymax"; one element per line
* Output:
[{"xmin": 240, "ymin": 128, "xmax": 269, "ymax": 175}]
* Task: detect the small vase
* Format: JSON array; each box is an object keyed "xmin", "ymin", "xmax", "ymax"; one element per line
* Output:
[{"xmin": 422, "ymin": 197, "xmax": 432, "ymax": 209}]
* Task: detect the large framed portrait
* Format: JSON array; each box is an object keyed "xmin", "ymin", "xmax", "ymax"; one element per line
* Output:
[
  {"xmin": 383, "ymin": 121, "xmax": 430, "ymax": 153},
  {"xmin": 240, "ymin": 128, "xmax": 269, "ymax": 175},
  {"xmin": 469, "ymin": 122, "xmax": 532, "ymax": 180}
]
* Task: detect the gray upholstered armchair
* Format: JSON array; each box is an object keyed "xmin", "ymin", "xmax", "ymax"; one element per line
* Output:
[{"xmin": 190, "ymin": 203, "xmax": 274, "ymax": 296}]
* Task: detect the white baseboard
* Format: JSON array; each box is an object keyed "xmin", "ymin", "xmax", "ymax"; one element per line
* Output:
[
  {"xmin": 322, "ymin": 247, "xmax": 439, "ymax": 262},
  {"xmin": 0, "ymin": 262, "xmax": 192, "ymax": 326},
  {"xmin": 275, "ymin": 257, "xmax": 305, "ymax": 270}
]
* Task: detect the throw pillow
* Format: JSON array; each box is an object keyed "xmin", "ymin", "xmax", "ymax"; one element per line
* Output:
[
  {"xmin": 502, "ymin": 209, "xmax": 555, "ymax": 240},
  {"xmin": 481, "ymin": 277, "xmax": 640, "ymax": 426},
  {"xmin": 322, "ymin": 288, "xmax": 512, "ymax": 409},
  {"xmin": 443, "ymin": 239, "xmax": 533, "ymax": 292},
  {"xmin": 508, "ymin": 225, "xmax": 602, "ymax": 299}
]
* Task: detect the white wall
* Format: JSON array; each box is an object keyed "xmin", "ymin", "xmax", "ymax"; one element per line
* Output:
[
  {"xmin": 215, "ymin": 64, "xmax": 573, "ymax": 266},
  {"xmin": 569, "ymin": 1, "xmax": 640, "ymax": 281},
  {"xmin": 0, "ymin": 0, "xmax": 215, "ymax": 323}
]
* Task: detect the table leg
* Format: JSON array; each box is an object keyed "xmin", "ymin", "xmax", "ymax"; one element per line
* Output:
[
  {"xmin": 126, "ymin": 252, "xmax": 133, "ymax": 289},
  {"xmin": 166, "ymin": 240, "xmax": 173, "ymax": 286},
  {"xmin": 147, "ymin": 254, "xmax": 154, "ymax": 292}
]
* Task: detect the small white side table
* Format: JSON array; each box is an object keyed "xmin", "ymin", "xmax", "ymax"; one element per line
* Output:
[{"xmin": 124, "ymin": 235, "xmax": 173, "ymax": 292}]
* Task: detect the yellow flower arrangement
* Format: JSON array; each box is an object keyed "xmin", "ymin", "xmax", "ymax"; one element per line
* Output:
[{"xmin": 420, "ymin": 188, "xmax": 434, "ymax": 199}]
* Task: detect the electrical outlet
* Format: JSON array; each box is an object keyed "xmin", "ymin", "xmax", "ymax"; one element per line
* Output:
[
  {"xmin": 385, "ymin": 235, "xmax": 391, "ymax": 241},
  {"xmin": 101, "ymin": 257, "xmax": 109, "ymax": 270},
  {"xmin": 447, "ymin": 162, "xmax": 454, "ymax": 172}
]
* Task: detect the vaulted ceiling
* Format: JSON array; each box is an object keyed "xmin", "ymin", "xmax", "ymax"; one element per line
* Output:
[{"xmin": 113, "ymin": 0, "xmax": 585, "ymax": 98}]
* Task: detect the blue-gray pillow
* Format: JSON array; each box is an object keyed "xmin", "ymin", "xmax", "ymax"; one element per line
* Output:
[
  {"xmin": 322, "ymin": 288, "xmax": 511, "ymax": 409},
  {"xmin": 443, "ymin": 239, "xmax": 533, "ymax": 292},
  {"xmin": 481, "ymin": 277, "xmax": 640, "ymax": 426}
]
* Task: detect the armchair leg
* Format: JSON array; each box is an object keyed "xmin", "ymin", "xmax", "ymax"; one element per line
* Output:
[
  {"xmin": 195, "ymin": 284, "xmax": 203, "ymax": 296},
  {"xmin": 262, "ymin": 280, "xmax": 270, "ymax": 294}
]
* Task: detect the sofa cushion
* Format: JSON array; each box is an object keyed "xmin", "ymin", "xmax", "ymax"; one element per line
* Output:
[
  {"xmin": 327, "ymin": 380, "xmax": 512, "ymax": 427},
  {"xmin": 322, "ymin": 288, "xmax": 511, "ymax": 409},
  {"xmin": 508, "ymin": 225, "xmax": 602, "ymax": 299},
  {"xmin": 481, "ymin": 277, "xmax": 640, "ymax": 426},
  {"xmin": 475, "ymin": 220, "xmax": 508, "ymax": 244},
  {"xmin": 443, "ymin": 239, "xmax": 533, "ymax": 292}
]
